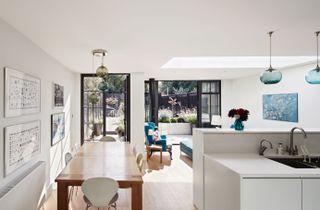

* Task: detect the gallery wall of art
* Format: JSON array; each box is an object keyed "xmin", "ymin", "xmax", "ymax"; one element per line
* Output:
[
  {"xmin": 221, "ymin": 63, "xmax": 320, "ymax": 129},
  {"xmin": 0, "ymin": 17, "xmax": 80, "ymax": 203}
]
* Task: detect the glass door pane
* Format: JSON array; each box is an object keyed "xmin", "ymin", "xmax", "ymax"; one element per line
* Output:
[
  {"xmin": 201, "ymin": 94, "xmax": 210, "ymax": 123},
  {"xmin": 210, "ymin": 94, "xmax": 220, "ymax": 115}
]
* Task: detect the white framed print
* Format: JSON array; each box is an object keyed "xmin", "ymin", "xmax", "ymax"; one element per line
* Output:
[
  {"xmin": 4, "ymin": 120, "xmax": 41, "ymax": 176},
  {"xmin": 4, "ymin": 67, "xmax": 41, "ymax": 117}
]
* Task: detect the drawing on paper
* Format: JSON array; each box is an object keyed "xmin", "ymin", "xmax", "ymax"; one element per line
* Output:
[
  {"xmin": 5, "ymin": 67, "xmax": 41, "ymax": 117},
  {"xmin": 263, "ymin": 93, "xmax": 298, "ymax": 122},
  {"xmin": 5, "ymin": 120, "xmax": 41, "ymax": 176},
  {"xmin": 51, "ymin": 112, "xmax": 65, "ymax": 146}
]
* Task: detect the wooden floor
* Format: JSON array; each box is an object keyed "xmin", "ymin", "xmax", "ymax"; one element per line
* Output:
[{"xmin": 42, "ymin": 145, "xmax": 195, "ymax": 210}]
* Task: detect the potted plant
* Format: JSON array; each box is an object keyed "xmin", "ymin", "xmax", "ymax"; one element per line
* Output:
[
  {"xmin": 228, "ymin": 108, "xmax": 250, "ymax": 131},
  {"xmin": 185, "ymin": 115, "xmax": 197, "ymax": 134},
  {"xmin": 93, "ymin": 119, "xmax": 103, "ymax": 137},
  {"xmin": 114, "ymin": 118, "xmax": 125, "ymax": 137}
]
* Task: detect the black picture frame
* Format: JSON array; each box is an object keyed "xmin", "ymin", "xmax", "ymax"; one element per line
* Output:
[
  {"xmin": 51, "ymin": 112, "xmax": 65, "ymax": 146},
  {"xmin": 54, "ymin": 83, "xmax": 64, "ymax": 107}
]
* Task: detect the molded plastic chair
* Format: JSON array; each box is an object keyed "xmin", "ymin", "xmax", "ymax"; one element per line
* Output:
[
  {"xmin": 65, "ymin": 152, "xmax": 73, "ymax": 165},
  {"xmin": 100, "ymin": 136, "xmax": 116, "ymax": 142},
  {"xmin": 65, "ymin": 153, "xmax": 78, "ymax": 203},
  {"xmin": 136, "ymin": 153, "xmax": 144, "ymax": 172},
  {"xmin": 81, "ymin": 177, "xmax": 119, "ymax": 210}
]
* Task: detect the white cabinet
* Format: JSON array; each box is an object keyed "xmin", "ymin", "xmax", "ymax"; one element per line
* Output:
[
  {"xmin": 302, "ymin": 179, "xmax": 320, "ymax": 210},
  {"xmin": 241, "ymin": 178, "xmax": 301, "ymax": 210}
]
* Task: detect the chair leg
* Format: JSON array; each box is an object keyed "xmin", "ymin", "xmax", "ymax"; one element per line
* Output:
[
  {"xmin": 160, "ymin": 149, "xmax": 162, "ymax": 163},
  {"xmin": 75, "ymin": 186, "xmax": 78, "ymax": 196}
]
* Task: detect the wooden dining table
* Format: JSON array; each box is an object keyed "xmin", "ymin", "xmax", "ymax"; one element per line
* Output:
[{"xmin": 55, "ymin": 142, "xmax": 143, "ymax": 210}]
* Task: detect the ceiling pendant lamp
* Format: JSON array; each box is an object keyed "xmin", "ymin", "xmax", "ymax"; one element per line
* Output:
[
  {"xmin": 305, "ymin": 31, "xmax": 320, "ymax": 84},
  {"xmin": 92, "ymin": 49, "xmax": 109, "ymax": 79},
  {"xmin": 92, "ymin": 49, "xmax": 109, "ymax": 92},
  {"xmin": 260, "ymin": 31, "xmax": 282, "ymax": 84}
]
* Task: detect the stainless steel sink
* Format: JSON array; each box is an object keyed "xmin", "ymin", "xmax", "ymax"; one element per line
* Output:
[{"xmin": 268, "ymin": 158, "xmax": 318, "ymax": 169}]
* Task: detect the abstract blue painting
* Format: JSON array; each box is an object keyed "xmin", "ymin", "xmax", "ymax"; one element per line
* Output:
[{"xmin": 263, "ymin": 93, "xmax": 298, "ymax": 122}]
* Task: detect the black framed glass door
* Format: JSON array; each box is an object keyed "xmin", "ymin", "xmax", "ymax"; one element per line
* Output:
[
  {"xmin": 197, "ymin": 81, "xmax": 221, "ymax": 127},
  {"xmin": 81, "ymin": 74, "xmax": 130, "ymax": 144}
]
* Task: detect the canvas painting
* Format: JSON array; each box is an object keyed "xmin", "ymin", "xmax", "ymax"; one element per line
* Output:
[
  {"xmin": 51, "ymin": 112, "xmax": 65, "ymax": 146},
  {"xmin": 4, "ymin": 120, "xmax": 41, "ymax": 176},
  {"xmin": 4, "ymin": 67, "xmax": 41, "ymax": 117},
  {"xmin": 54, "ymin": 83, "xmax": 64, "ymax": 107},
  {"xmin": 263, "ymin": 93, "xmax": 298, "ymax": 122}
]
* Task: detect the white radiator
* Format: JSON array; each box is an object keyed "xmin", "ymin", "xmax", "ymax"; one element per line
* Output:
[{"xmin": 0, "ymin": 161, "xmax": 46, "ymax": 210}]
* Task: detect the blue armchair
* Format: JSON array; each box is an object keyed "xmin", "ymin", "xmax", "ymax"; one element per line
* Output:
[{"xmin": 144, "ymin": 122, "xmax": 172, "ymax": 160}]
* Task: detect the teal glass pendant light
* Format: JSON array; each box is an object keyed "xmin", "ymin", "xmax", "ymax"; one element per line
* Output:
[
  {"xmin": 260, "ymin": 31, "xmax": 282, "ymax": 84},
  {"xmin": 305, "ymin": 31, "xmax": 320, "ymax": 84}
]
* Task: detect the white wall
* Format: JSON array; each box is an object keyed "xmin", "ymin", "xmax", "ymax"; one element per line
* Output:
[
  {"xmin": 222, "ymin": 63, "xmax": 320, "ymax": 129},
  {"xmin": 130, "ymin": 72, "xmax": 145, "ymax": 153},
  {"xmin": 0, "ymin": 18, "xmax": 79, "ymax": 207}
]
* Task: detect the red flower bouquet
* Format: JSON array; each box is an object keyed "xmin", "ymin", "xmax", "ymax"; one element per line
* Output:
[{"xmin": 228, "ymin": 108, "xmax": 250, "ymax": 121}]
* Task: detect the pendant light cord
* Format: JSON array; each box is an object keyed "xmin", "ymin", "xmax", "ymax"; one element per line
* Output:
[
  {"xmin": 268, "ymin": 31, "xmax": 274, "ymax": 71},
  {"xmin": 316, "ymin": 31, "xmax": 319, "ymax": 69}
]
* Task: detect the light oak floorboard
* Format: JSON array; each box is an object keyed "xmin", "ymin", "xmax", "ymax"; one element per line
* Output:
[{"xmin": 42, "ymin": 145, "xmax": 195, "ymax": 210}]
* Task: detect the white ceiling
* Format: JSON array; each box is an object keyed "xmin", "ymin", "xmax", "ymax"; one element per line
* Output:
[{"xmin": 0, "ymin": 0, "xmax": 319, "ymax": 79}]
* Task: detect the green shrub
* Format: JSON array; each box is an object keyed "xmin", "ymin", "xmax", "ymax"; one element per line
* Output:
[
  {"xmin": 177, "ymin": 117, "xmax": 185, "ymax": 123},
  {"xmin": 186, "ymin": 115, "xmax": 197, "ymax": 125},
  {"xmin": 170, "ymin": 118, "xmax": 177, "ymax": 123},
  {"xmin": 159, "ymin": 117, "xmax": 170, "ymax": 123}
]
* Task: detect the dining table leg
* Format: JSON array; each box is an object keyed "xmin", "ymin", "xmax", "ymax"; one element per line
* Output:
[
  {"xmin": 131, "ymin": 183, "xmax": 143, "ymax": 210},
  {"xmin": 57, "ymin": 182, "xmax": 69, "ymax": 210}
]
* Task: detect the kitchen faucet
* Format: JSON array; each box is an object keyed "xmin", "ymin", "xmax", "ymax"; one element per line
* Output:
[
  {"xmin": 289, "ymin": 127, "xmax": 308, "ymax": 155},
  {"xmin": 259, "ymin": 139, "xmax": 273, "ymax": 156}
]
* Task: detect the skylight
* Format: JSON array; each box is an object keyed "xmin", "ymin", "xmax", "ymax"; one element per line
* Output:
[{"xmin": 161, "ymin": 56, "xmax": 315, "ymax": 69}]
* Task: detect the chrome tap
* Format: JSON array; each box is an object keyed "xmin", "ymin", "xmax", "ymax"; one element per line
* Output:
[
  {"xmin": 259, "ymin": 139, "xmax": 273, "ymax": 156},
  {"xmin": 289, "ymin": 127, "xmax": 308, "ymax": 156}
]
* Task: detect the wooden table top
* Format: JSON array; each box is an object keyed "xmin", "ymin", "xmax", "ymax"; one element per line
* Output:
[{"xmin": 55, "ymin": 142, "xmax": 143, "ymax": 183}]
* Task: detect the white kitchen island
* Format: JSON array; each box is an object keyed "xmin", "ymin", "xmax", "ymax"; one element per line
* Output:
[
  {"xmin": 193, "ymin": 128, "xmax": 320, "ymax": 210},
  {"xmin": 204, "ymin": 153, "xmax": 320, "ymax": 210}
]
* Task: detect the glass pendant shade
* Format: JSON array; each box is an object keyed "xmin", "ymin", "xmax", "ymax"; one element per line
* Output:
[
  {"xmin": 306, "ymin": 31, "xmax": 320, "ymax": 84},
  {"xmin": 305, "ymin": 66, "xmax": 320, "ymax": 84},
  {"xmin": 96, "ymin": 65, "xmax": 108, "ymax": 79},
  {"xmin": 260, "ymin": 68, "xmax": 282, "ymax": 84},
  {"xmin": 98, "ymin": 81, "xmax": 109, "ymax": 92},
  {"xmin": 260, "ymin": 31, "xmax": 282, "ymax": 84}
]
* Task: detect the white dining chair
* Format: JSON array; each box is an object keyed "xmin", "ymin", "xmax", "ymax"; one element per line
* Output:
[
  {"xmin": 100, "ymin": 136, "xmax": 116, "ymax": 142},
  {"xmin": 65, "ymin": 152, "xmax": 78, "ymax": 202},
  {"xmin": 81, "ymin": 177, "xmax": 119, "ymax": 210},
  {"xmin": 136, "ymin": 153, "xmax": 144, "ymax": 172}
]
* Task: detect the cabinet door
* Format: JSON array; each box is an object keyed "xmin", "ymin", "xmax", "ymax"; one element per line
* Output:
[
  {"xmin": 242, "ymin": 178, "xmax": 301, "ymax": 210},
  {"xmin": 303, "ymin": 179, "xmax": 320, "ymax": 210}
]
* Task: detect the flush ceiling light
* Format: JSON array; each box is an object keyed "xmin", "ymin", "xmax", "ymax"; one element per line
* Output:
[
  {"xmin": 260, "ymin": 31, "xmax": 282, "ymax": 85},
  {"xmin": 305, "ymin": 31, "xmax": 320, "ymax": 84}
]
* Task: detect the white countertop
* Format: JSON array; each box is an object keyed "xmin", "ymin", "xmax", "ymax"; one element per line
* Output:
[
  {"xmin": 204, "ymin": 153, "xmax": 320, "ymax": 178},
  {"xmin": 195, "ymin": 128, "xmax": 320, "ymax": 134}
]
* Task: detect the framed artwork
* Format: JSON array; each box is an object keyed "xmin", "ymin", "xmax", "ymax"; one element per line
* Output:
[
  {"xmin": 53, "ymin": 83, "xmax": 64, "ymax": 107},
  {"xmin": 51, "ymin": 112, "xmax": 65, "ymax": 146},
  {"xmin": 4, "ymin": 120, "xmax": 41, "ymax": 176},
  {"xmin": 263, "ymin": 93, "xmax": 298, "ymax": 122},
  {"xmin": 4, "ymin": 67, "xmax": 41, "ymax": 117}
]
